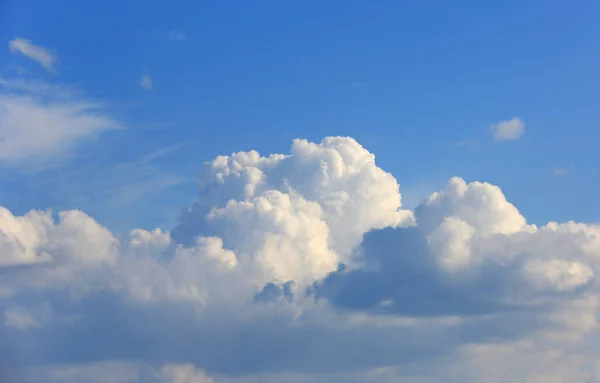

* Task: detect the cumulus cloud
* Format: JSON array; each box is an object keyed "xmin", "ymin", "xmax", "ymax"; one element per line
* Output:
[
  {"xmin": 140, "ymin": 74, "xmax": 153, "ymax": 90},
  {"xmin": 8, "ymin": 38, "xmax": 58, "ymax": 73},
  {"xmin": 490, "ymin": 117, "xmax": 525, "ymax": 141},
  {"xmin": 0, "ymin": 78, "xmax": 121, "ymax": 167},
  {"xmin": 2, "ymin": 136, "xmax": 600, "ymax": 383}
]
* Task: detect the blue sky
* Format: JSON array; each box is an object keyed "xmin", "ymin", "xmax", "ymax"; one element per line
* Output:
[
  {"xmin": 2, "ymin": 2, "xmax": 600, "ymax": 382},
  {"xmin": 1, "ymin": 0, "xmax": 599, "ymax": 232}
]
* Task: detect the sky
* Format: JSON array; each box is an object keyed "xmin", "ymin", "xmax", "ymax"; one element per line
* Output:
[{"xmin": 0, "ymin": 0, "xmax": 600, "ymax": 382}]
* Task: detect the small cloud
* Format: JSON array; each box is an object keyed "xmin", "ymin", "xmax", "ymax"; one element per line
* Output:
[
  {"xmin": 4, "ymin": 310, "xmax": 39, "ymax": 330},
  {"xmin": 490, "ymin": 117, "xmax": 525, "ymax": 141},
  {"xmin": 168, "ymin": 30, "xmax": 187, "ymax": 41},
  {"xmin": 8, "ymin": 37, "xmax": 57, "ymax": 73},
  {"xmin": 161, "ymin": 364, "xmax": 214, "ymax": 383},
  {"xmin": 552, "ymin": 167, "xmax": 568, "ymax": 177},
  {"xmin": 3, "ymin": 307, "xmax": 50, "ymax": 330},
  {"xmin": 139, "ymin": 74, "xmax": 153, "ymax": 90},
  {"xmin": 454, "ymin": 139, "xmax": 479, "ymax": 149}
]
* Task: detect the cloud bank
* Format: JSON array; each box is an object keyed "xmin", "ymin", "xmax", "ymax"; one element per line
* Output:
[{"xmin": 2, "ymin": 136, "xmax": 600, "ymax": 382}]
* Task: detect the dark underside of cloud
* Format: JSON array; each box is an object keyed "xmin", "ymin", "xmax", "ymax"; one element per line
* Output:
[
  {"xmin": 314, "ymin": 226, "xmax": 565, "ymax": 318},
  {"xmin": 0, "ymin": 290, "xmax": 451, "ymax": 376}
]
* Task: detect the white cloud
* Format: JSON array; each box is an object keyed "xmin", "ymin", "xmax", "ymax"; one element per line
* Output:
[
  {"xmin": 8, "ymin": 37, "xmax": 58, "ymax": 73},
  {"xmin": 490, "ymin": 117, "xmax": 525, "ymax": 141},
  {"xmin": 169, "ymin": 30, "xmax": 187, "ymax": 41},
  {"xmin": 161, "ymin": 365, "xmax": 214, "ymax": 383},
  {"xmin": 2, "ymin": 136, "xmax": 600, "ymax": 383},
  {"xmin": 0, "ymin": 78, "xmax": 121, "ymax": 167},
  {"xmin": 140, "ymin": 74, "xmax": 153, "ymax": 90}
]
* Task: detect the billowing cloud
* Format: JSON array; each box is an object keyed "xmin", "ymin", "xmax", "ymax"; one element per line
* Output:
[
  {"xmin": 8, "ymin": 38, "xmax": 58, "ymax": 73},
  {"xmin": 490, "ymin": 117, "xmax": 525, "ymax": 141},
  {"xmin": 1, "ymin": 136, "xmax": 600, "ymax": 382},
  {"xmin": 0, "ymin": 78, "xmax": 121, "ymax": 166}
]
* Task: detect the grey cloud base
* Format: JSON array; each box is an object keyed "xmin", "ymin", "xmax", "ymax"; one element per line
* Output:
[{"xmin": 1, "ymin": 137, "xmax": 600, "ymax": 383}]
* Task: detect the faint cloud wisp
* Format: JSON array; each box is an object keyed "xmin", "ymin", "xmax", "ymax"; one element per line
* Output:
[
  {"xmin": 139, "ymin": 74, "xmax": 153, "ymax": 90},
  {"xmin": 552, "ymin": 167, "xmax": 569, "ymax": 177},
  {"xmin": 8, "ymin": 37, "xmax": 58, "ymax": 73},
  {"xmin": 0, "ymin": 78, "xmax": 121, "ymax": 168},
  {"xmin": 168, "ymin": 30, "xmax": 187, "ymax": 41}
]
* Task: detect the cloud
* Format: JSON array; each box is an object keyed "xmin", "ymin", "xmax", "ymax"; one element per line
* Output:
[
  {"xmin": 552, "ymin": 167, "xmax": 569, "ymax": 177},
  {"xmin": 5, "ymin": 362, "xmax": 217, "ymax": 383},
  {"xmin": 490, "ymin": 117, "xmax": 525, "ymax": 141},
  {"xmin": 169, "ymin": 30, "xmax": 187, "ymax": 41},
  {"xmin": 2, "ymin": 136, "xmax": 600, "ymax": 382},
  {"xmin": 161, "ymin": 365, "xmax": 214, "ymax": 383},
  {"xmin": 0, "ymin": 78, "xmax": 121, "ymax": 167},
  {"xmin": 4, "ymin": 309, "xmax": 41, "ymax": 330},
  {"xmin": 317, "ymin": 177, "xmax": 598, "ymax": 319},
  {"xmin": 140, "ymin": 74, "xmax": 153, "ymax": 90},
  {"xmin": 8, "ymin": 38, "xmax": 58, "ymax": 73}
]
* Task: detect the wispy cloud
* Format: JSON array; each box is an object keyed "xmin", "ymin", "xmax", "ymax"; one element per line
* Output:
[
  {"xmin": 38, "ymin": 142, "xmax": 194, "ymax": 231},
  {"xmin": 552, "ymin": 167, "xmax": 568, "ymax": 177},
  {"xmin": 60, "ymin": 143, "xmax": 190, "ymax": 203},
  {"xmin": 8, "ymin": 37, "xmax": 58, "ymax": 73},
  {"xmin": 4, "ymin": 309, "xmax": 41, "ymax": 330},
  {"xmin": 139, "ymin": 74, "xmax": 152, "ymax": 90},
  {"xmin": 454, "ymin": 139, "xmax": 479, "ymax": 149},
  {"xmin": 168, "ymin": 30, "xmax": 187, "ymax": 41},
  {"xmin": 490, "ymin": 117, "xmax": 525, "ymax": 141},
  {"xmin": 0, "ymin": 78, "xmax": 121, "ymax": 168}
]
